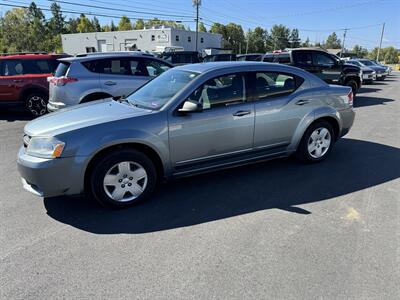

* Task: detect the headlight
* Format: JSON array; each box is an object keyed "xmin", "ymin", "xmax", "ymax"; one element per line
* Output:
[{"xmin": 26, "ymin": 137, "xmax": 65, "ymax": 159}]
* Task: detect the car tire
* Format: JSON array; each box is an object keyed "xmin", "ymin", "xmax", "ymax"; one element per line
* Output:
[
  {"xmin": 345, "ymin": 79, "xmax": 358, "ymax": 95},
  {"xmin": 25, "ymin": 92, "xmax": 48, "ymax": 116},
  {"xmin": 296, "ymin": 120, "xmax": 335, "ymax": 163},
  {"xmin": 89, "ymin": 149, "xmax": 157, "ymax": 208}
]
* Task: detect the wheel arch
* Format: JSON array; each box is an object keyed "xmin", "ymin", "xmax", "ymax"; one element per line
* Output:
[
  {"xmin": 20, "ymin": 85, "xmax": 48, "ymax": 103},
  {"xmin": 83, "ymin": 142, "xmax": 165, "ymax": 193},
  {"xmin": 80, "ymin": 92, "xmax": 113, "ymax": 104}
]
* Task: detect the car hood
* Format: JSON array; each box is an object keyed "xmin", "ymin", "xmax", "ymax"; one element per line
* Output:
[
  {"xmin": 360, "ymin": 66, "xmax": 375, "ymax": 72},
  {"xmin": 25, "ymin": 98, "xmax": 155, "ymax": 137}
]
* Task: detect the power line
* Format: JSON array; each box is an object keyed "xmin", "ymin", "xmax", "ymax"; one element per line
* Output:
[
  {"xmin": 0, "ymin": 2, "xmax": 195, "ymax": 22},
  {"xmin": 46, "ymin": 0, "xmax": 193, "ymax": 18}
]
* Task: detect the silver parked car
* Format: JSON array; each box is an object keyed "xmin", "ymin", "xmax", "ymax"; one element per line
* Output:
[
  {"xmin": 18, "ymin": 62, "xmax": 355, "ymax": 208},
  {"xmin": 47, "ymin": 52, "xmax": 173, "ymax": 112}
]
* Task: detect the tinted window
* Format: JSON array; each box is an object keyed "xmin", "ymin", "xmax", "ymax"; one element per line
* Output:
[
  {"xmin": 293, "ymin": 52, "xmax": 312, "ymax": 65},
  {"xmin": 313, "ymin": 52, "xmax": 335, "ymax": 65},
  {"xmin": 255, "ymin": 72, "xmax": 303, "ymax": 99},
  {"xmin": 277, "ymin": 54, "xmax": 290, "ymax": 63},
  {"xmin": 187, "ymin": 73, "xmax": 246, "ymax": 109},
  {"xmin": 263, "ymin": 55, "xmax": 274, "ymax": 62},
  {"xmin": 143, "ymin": 59, "xmax": 171, "ymax": 77},
  {"xmin": 22, "ymin": 59, "xmax": 53, "ymax": 74},
  {"xmin": 54, "ymin": 62, "xmax": 70, "ymax": 77},
  {"xmin": 98, "ymin": 58, "xmax": 131, "ymax": 75},
  {"xmin": 1, "ymin": 60, "xmax": 23, "ymax": 76},
  {"xmin": 126, "ymin": 69, "xmax": 198, "ymax": 109},
  {"xmin": 129, "ymin": 59, "xmax": 148, "ymax": 76}
]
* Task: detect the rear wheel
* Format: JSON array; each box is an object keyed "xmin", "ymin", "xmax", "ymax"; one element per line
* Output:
[
  {"xmin": 345, "ymin": 79, "xmax": 358, "ymax": 95},
  {"xmin": 296, "ymin": 121, "xmax": 335, "ymax": 163},
  {"xmin": 89, "ymin": 149, "xmax": 157, "ymax": 208},
  {"xmin": 25, "ymin": 92, "xmax": 48, "ymax": 116}
]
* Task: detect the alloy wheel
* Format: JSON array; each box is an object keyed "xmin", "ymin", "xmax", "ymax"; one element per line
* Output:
[
  {"xmin": 307, "ymin": 127, "xmax": 331, "ymax": 159},
  {"xmin": 27, "ymin": 95, "xmax": 47, "ymax": 116},
  {"xmin": 103, "ymin": 161, "xmax": 148, "ymax": 202}
]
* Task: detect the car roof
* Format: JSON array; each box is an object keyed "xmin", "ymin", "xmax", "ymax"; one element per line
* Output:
[
  {"xmin": 175, "ymin": 61, "xmax": 298, "ymax": 73},
  {"xmin": 60, "ymin": 51, "xmax": 155, "ymax": 62},
  {"xmin": 0, "ymin": 53, "xmax": 68, "ymax": 60}
]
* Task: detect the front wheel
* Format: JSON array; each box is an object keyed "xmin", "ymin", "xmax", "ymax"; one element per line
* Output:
[
  {"xmin": 296, "ymin": 121, "xmax": 335, "ymax": 163},
  {"xmin": 25, "ymin": 92, "xmax": 48, "ymax": 116},
  {"xmin": 89, "ymin": 149, "xmax": 157, "ymax": 208}
]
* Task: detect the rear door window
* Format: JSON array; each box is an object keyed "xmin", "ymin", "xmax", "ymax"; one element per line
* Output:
[
  {"xmin": 1, "ymin": 60, "xmax": 23, "ymax": 76},
  {"xmin": 98, "ymin": 58, "xmax": 132, "ymax": 76},
  {"xmin": 22, "ymin": 59, "xmax": 53, "ymax": 74},
  {"xmin": 254, "ymin": 72, "xmax": 304, "ymax": 100},
  {"xmin": 293, "ymin": 52, "xmax": 313, "ymax": 65},
  {"xmin": 313, "ymin": 52, "xmax": 335, "ymax": 66},
  {"xmin": 129, "ymin": 58, "xmax": 148, "ymax": 76}
]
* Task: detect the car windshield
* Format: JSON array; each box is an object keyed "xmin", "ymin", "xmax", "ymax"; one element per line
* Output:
[
  {"xmin": 126, "ymin": 69, "xmax": 199, "ymax": 110},
  {"xmin": 349, "ymin": 61, "xmax": 362, "ymax": 67},
  {"xmin": 361, "ymin": 60, "xmax": 374, "ymax": 66}
]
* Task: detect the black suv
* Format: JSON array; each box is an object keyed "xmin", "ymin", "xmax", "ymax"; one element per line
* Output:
[
  {"xmin": 263, "ymin": 49, "xmax": 362, "ymax": 94},
  {"xmin": 158, "ymin": 51, "xmax": 200, "ymax": 66}
]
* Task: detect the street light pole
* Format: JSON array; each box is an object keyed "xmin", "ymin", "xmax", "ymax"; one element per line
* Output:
[
  {"xmin": 193, "ymin": 0, "xmax": 201, "ymax": 52},
  {"xmin": 377, "ymin": 22, "xmax": 385, "ymax": 62},
  {"xmin": 340, "ymin": 29, "xmax": 347, "ymax": 58}
]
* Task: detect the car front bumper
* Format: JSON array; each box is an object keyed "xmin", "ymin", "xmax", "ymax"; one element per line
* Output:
[
  {"xmin": 47, "ymin": 101, "xmax": 67, "ymax": 112},
  {"xmin": 17, "ymin": 147, "xmax": 86, "ymax": 198}
]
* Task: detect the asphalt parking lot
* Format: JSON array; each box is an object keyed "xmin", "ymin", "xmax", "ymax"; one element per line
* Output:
[{"xmin": 1, "ymin": 73, "xmax": 399, "ymax": 299}]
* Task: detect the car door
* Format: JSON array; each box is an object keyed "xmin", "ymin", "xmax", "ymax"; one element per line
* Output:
[
  {"xmin": 0, "ymin": 59, "xmax": 25, "ymax": 102},
  {"xmin": 168, "ymin": 72, "xmax": 255, "ymax": 169},
  {"xmin": 252, "ymin": 71, "xmax": 316, "ymax": 148},
  {"xmin": 312, "ymin": 51, "xmax": 342, "ymax": 83},
  {"xmin": 99, "ymin": 57, "xmax": 149, "ymax": 97}
]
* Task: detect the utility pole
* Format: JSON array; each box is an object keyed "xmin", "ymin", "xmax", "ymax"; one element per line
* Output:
[
  {"xmin": 340, "ymin": 29, "xmax": 347, "ymax": 58},
  {"xmin": 193, "ymin": 0, "xmax": 201, "ymax": 52},
  {"xmin": 377, "ymin": 22, "xmax": 385, "ymax": 62}
]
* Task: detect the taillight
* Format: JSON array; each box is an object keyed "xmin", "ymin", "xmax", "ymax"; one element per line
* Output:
[
  {"xmin": 347, "ymin": 91, "xmax": 353, "ymax": 107},
  {"xmin": 50, "ymin": 77, "xmax": 78, "ymax": 86}
]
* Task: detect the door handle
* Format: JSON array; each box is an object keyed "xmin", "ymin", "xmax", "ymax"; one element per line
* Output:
[
  {"xmin": 295, "ymin": 100, "xmax": 310, "ymax": 105},
  {"xmin": 12, "ymin": 79, "xmax": 22, "ymax": 83},
  {"xmin": 104, "ymin": 81, "xmax": 117, "ymax": 86},
  {"xmin": 233, "ymin": 110, "xmax": 251, "ymax": 117}
]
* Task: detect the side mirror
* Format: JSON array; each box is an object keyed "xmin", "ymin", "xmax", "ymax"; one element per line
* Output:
[{"xmin": 178, "ymin": 100, "xmax": 203, "ymax": 113}]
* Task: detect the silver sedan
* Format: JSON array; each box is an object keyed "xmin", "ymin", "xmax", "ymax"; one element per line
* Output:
[{"xmin": 18, "ymin": 62, "xmax": 355, "ymax": 208}]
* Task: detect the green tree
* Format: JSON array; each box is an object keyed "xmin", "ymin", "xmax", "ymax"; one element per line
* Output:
[
  {"xmin": 198, "ymin": 22, "xmax": 207, "ymax": 32},
  {"xmin": 246, "ymin": 27, "xmax": 267, "ymax": 53},
  {"xmin": 302, "ymin": 37, "xmax": 311, "ymax": 47},
  {"xmin": 92, "ymin": 17, "xmax": 101, "ymax": 32},
  {"xmin": 110, "ymin": 20, "xmax": 117, "ymax": 31},
  {"xmin": 269, "ymin": 24, "xmax": 290, "ymax": 50},
  {"xmin": 26, "ymin": 2, "xmax": 47, "ymax": 51},
  {"xmin": 66, "ymin": 17, "xmax": 79, "ymax": 33},
  {"xmin": 211, "ymin": 22, "xmax": 245, "ymax": 53},
  {"xmin": 134, "ymin": 19, "xmax": 145, "ymax": 30},
  {"xmin": 0, "ymin": 8, "xmax": 29, "ymax": 52},
  {"xmin": 47, "ymin": 2, "xmax": 65, "ymax": 52},
  {"xmin": 383, "ymin": 46, "xmax": 399, "ymax": 64},
  {"xmin": 324, "ymin": 32, "xmax": 341, "ymax": 49},
  {"xmin": 77, "ymin": 14, "xmax": 95, "ymax": 33},
  {"xmin": 352, "ymin": 45, "xmax": 368, "ymax": 58},
  {"xmin": 118, "ymin": 16, "xmax": 132, "ymax": 31},
  {"xmin": 289, "ymin": 28, "xmax": 301, "ymax": 48}
]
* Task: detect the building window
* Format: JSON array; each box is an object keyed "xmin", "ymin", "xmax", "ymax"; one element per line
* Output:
[
  {"xmin": 188, "ymin": 36, "xmax": 191, "ymax": 42},
  {"xmin": 176, "ymin": 35, "xmax": 180, "ymax": 42},
  {"xmin": 151, "ymin": 35, "xmax": 155, "ymax": 41},
  {"xmin": 200, "ymin": 37, "xmax": 204, "ymax": 43}
]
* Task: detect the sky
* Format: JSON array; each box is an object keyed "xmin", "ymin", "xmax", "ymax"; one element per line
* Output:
[{"xmin": 0, "ymin": 0, "xmax": 399, "ymax": 50}]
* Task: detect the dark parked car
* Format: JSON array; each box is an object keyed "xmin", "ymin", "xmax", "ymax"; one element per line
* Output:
[
  {"xmin": 0, "ymin": 53, "xmax": 69, "ymax": 115},
  {"xmin": 263, "ymin": 49, "xmax": 362, "ymax": 94},
  {"xmin": 158, "ymin": 51, "xmax": 201, "ymax": 66},
  {"xmin": 203, "ymin": 54, "xmax": 237, "ymax": 62},
  {"xmin": 237, "ymin": 54, "xmax": 263, "ymax": 61},
  {"xmin": 355, "ymin": 59, "xmax": 388, "ymax": 80}
]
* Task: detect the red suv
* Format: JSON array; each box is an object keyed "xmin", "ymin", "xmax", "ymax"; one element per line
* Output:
[{"xmin": 0, "ymin": 53, "xmax": 69, "ymax": 116}]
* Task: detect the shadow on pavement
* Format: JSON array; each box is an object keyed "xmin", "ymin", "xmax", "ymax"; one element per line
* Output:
[
  {"xmin": 357, "ymin": 87, "xmax": 382, "ymax": 94},
  {"xmin": 0, "ymin": 108, "xmax": 34, "ymax": 122},
  {"xmin": 354, "ymin": 96, "xmax": 394, "ymax": 108},
  {"xmin": 44, "ymin": 138, "xmax": 400, "ymax": 234}
]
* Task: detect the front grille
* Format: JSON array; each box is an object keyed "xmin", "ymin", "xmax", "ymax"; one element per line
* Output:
[{"xmin": 23, "ymin": 135, "xmax": 31, "ymax": 148}]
